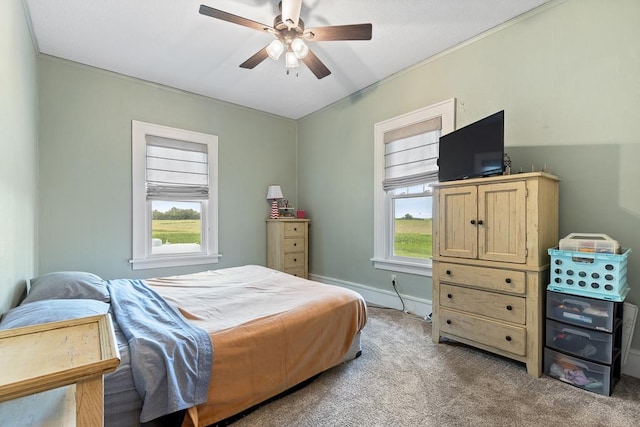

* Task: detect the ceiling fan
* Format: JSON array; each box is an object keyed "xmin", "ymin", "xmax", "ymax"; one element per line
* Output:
[{"xmin": 199, "ymin": 1, "xmax": 372, "ymax": 79}]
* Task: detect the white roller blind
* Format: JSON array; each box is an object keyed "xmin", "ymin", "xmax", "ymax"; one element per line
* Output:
[
  {"xmin": 146, "ymin": 135, "xmax": 209, "ymax": 200},
  {"xmin": 383, "ymin": 117, "xmax": 441, "ymax": 191}
]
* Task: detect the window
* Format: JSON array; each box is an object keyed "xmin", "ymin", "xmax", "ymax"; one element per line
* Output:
[
  {"xmin": 372, "ymin": 99, "xmax": 455, "ymax": 276},
  {"xmin": 131, "ymin": 121, "xmax": 220, "ymax": 270}
]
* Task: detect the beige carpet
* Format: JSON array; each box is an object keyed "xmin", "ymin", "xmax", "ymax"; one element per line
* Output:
[{"xmin": 228, "ymin": 306, "xmax": 640, "ymax": 426}]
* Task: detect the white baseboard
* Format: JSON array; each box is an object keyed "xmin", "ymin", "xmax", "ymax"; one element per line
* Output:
[
  {"xmin": 309, "ymin": 273, "xmax": 433, "ymax": 320},
  {"xmin": 309, "ymin": 274, "xmax": 431, "ymax": 317},
  {"xmin": 309, "ymin": 273, "xmax": 640, "ymax": 379}
]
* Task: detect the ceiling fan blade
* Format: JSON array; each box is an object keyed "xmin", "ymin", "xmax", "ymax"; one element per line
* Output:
[
  {"xmin": 301, "ymin": 49, "xmax": 331, "ymax": 79},
  {"xmin": 199, "ymin": 4, "xmax": 273, "ymax": 33},
  {"xmin": 239, "ymin": 47, "xmax": 270, "ymax": 69},
  {"xmin": 304, "ymin": 24, "xmax": 372, "ymax": 41},
  {"xmin": 281, "ymin": 0, "xmax": 303, "ymax": 29}
]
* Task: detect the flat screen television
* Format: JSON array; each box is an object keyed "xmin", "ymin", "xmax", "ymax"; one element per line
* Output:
[{"xmin": 438, "ymin": 110, "xmax": 504, "ymax": 182}]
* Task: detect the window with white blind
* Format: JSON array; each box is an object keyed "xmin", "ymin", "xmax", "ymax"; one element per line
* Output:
[
  {"xmin": 131, "ymin": 121, "xmax": 220, "ymax": 270},
  {"xmin": 372, "ymin": 99, "xmax": 455, "ymax": 276}
]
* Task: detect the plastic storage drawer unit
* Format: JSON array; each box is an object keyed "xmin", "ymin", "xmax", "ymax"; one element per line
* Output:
[
  {"xmin": 546, "ymin": 319, "xmax": 617, "ymax": 364},
  {"xmin": 544, "ymin": 348, "xmax": 620, "ymax": 396},
  {"xmin": 548, "ymin": 248, "xmax": 630, "ymax": 301}
]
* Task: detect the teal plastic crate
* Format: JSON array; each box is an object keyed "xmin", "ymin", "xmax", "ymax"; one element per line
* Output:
[{"xmin": 547, "ymin": 248, "xmax": 631, "ymax": 302}]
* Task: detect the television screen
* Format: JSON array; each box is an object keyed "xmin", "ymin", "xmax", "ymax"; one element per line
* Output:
[{"xmin": 437, "ymin": 110, "xmax": 504, "ymax": 182}]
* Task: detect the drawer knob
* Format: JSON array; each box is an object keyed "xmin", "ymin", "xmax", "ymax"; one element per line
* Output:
[
  {"xmin": 294, "ymin": 227, "xmax": 297, "ymax": 231},
  {"xmin": 446, "ymin": 320, "xmax": 451, "ymax": 325},
  {"xmin": 293, "ymin": 243, "xmax": 297, "ymax": 246},
  {"xmin": 470, "ymin": 220, "xmax": 476, "ymax": 225},
  {"xmin": 477, "ymin": 219, "xmax": 484, "ymax": 225},
  {"xmin": 446, "ymin": 270, "xmax": 452, "ymax": 275},
  {"xmin": 505, "ymin": 278, "xmax": 512, "ymax": 284},
  {"xmin": 505, "ymin": 336, "xmax": 512, "ymax": 342},
  {"xmin": 447, "ymin": 293, "xmax": 453, "ymax": 299},
  {"xmin": 506, "ymin": 305, "xmax": 513, "ymax": 311},
  {"xmin": 294, "ymin": 258, "xmax": 297, "ymax": 262}
]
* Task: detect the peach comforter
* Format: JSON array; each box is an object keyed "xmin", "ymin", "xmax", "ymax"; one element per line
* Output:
[{"xmin": 145, "ymin": 265, "xmax": 368, "ymax": 427}]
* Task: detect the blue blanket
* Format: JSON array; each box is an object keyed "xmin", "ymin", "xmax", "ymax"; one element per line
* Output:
[{"xmin": 106, "ymin": 279, "xmax": 213, "ymax": 422}]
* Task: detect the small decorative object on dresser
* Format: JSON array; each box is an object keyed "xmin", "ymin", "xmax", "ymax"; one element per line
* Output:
[
  {"xmin": 431, "ymin": 172, "xmax": 560, "ymax": 377},
  {"xmin": 267, "ymin": 218, "xmax": 310, "ymax": 278}
]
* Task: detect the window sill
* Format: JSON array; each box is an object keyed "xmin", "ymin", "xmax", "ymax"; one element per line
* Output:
[
  {"xmin": 130, "ymin": 253, "xmax": 222, "ymax": 270},
  {"xmin": 370, "ymin": 257, "xmax": 433, "ymax": 277}
]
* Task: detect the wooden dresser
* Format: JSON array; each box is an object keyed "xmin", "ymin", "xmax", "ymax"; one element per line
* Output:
[
  {"xmin": 431, "ymin": 172, "xmax": 559, "ymax": 377},
  {"xmin": 267, "ymin": 219, "xmax": 310, "ymax": 279}
]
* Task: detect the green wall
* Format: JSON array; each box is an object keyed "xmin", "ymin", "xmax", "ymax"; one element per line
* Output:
[
  {"xmin": 0, "ymin": 0, "xmax": 38, "ymax": 313},
  {"xmin": 37, "ymin": 56, "xmax": 297, "ymax": 280},
  {"xmin": 297, "ymin": 0, "xmax": 640, "ymax": 343}
]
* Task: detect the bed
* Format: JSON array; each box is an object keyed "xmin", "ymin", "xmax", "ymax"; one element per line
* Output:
[{"xmin": 0, "ymin": 265, "xmax": 367, "ymax": 427}]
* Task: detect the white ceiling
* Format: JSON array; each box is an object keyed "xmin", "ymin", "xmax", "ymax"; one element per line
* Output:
[{"xmin": 23, "ymin": 0, "xmax": 548, "ymax": 119}]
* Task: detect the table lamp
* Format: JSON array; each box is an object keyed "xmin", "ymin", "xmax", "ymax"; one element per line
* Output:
[{"xmin": 266, "ymin": 185, "xmax": 283, "ymax": 219}]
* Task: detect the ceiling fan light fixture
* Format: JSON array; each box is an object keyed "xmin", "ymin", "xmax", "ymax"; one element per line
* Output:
[
  {"xmin": 285, "ymin": 50, "xmax": 299, "ymax": 68},
  {"xmin": 199, "ymin": 2, "xmax": 372, "ymax": 79},
  {"xmin": 266, "ymin": 39, "xmax": 285, "ymax": 60},
  {"xmin": 291, "ymin": 38, "xmax": 309, "ymax": 59}
]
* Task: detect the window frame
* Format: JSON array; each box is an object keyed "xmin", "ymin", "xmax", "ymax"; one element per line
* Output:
[
  {"xmin": 130, "ymin": 120, "xmax": 220, "ymax": 270},
  {"xmin": 372, "ymin": 99, "xmax": 455, "ymax": 276}
]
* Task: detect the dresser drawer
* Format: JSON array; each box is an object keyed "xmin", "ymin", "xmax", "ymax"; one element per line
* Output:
[
  {"xmin": 284, "ymin": 253, "xmax": 305, "ymax": 268},
  {"xmin": 283, "ymin": 237, "xmax": 305, "ymax": 253},
  {"xmin": 439, "ymin": 308, "xmax": 526, "ymax": 356},
  {"xmin": 284, "ymin": 267, "xmax": 305, "ymax": 278},
  {"xmin": 439, "ymin": 263, "xmax": 525, "ymax": 294},
  {"xmin": 546, "ymin": 319, "xmax": 616, "ymax": 364},
  {"xmin": 284, "ymin": 222, "xmax": 306, "ymax": 237},
  {"xmin": 440, "ymin": 284, "xmax": 526, "ymax": 325}
]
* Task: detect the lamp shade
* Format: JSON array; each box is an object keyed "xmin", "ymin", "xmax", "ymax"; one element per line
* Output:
[
  {"xmin": 291, "ymin": 38, "xmax": 309, "ymax": 59},
  {"xmin": 285, "ymin": 51, "xmax": 299, "ymax": 68},
  {"xmin": 266, "ymin": 185, "xmax": 283, "ymax": 200},
  {"xmin": 266, "ymin": 39, "xmax": 285, "ymax": 60}
]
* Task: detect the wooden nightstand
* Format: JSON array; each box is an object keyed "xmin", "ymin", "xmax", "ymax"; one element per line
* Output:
[{"xmin": 0, "ymin": 314, "xmax": 120, "ymax": 426}]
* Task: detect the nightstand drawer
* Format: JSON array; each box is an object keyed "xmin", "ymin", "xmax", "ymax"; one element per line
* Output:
[
  {"xmin": 440, "ymin": 284, "xmax": 526, "ymax": 324},
  {"xmin": 284, "ymin": 253, "xmax": 304, "ymax": 268},
  {"xmin": 439, "ymin": 308, "xmax": 526, "ymax": 356},
  {"xmin": 284, "ymin": 222, "xmax": 305, "ymax": 237},
  {"xmin": 284, "ymin": 237, "xmax": 304, "ymax": 253}
]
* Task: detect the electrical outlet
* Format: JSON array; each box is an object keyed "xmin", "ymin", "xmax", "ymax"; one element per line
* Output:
[{"xmin": 391, "ymin": 274, "xmax": 397, "ymax": 283}]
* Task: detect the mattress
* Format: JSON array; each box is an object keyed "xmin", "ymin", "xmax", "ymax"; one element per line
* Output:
[{"xmin": 143, "ymin": 265, "xmax": 368, "ymax": 427}]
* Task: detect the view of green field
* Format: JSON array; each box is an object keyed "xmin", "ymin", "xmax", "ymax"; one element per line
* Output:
[
  {"xmin": 394, "ymin": 218, "xmax": 433, "ymax": 259},
  {"xmin": 152, "ymin": 219, "xmax": 201, "ymax": 244},
  {"xmin": 152, "ymin": 218, "xmax": 432, "ymax": 259}
]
